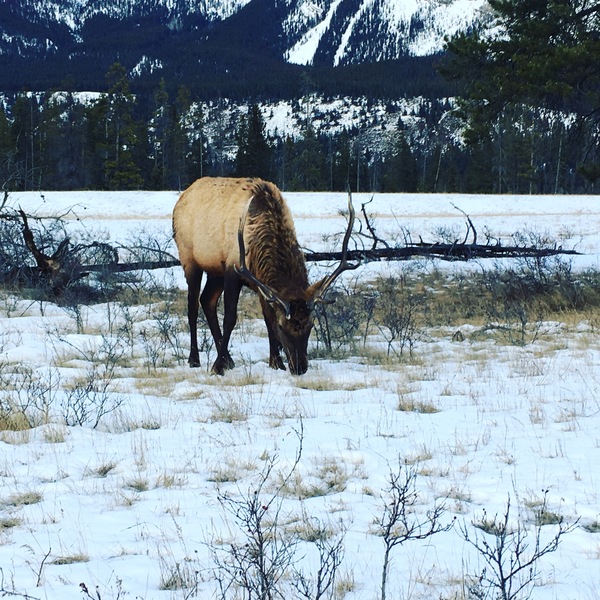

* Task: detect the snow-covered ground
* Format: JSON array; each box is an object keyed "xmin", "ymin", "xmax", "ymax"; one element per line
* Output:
[{"xmin": 2, "ymin": 190, "xmax": 600, "ymax": 600}]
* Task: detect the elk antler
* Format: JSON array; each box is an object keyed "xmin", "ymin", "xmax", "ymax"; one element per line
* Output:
[
  {"xmin": 234, "ymin": 197, "xmax": 292, "ymax": 319},
  {"xmin": 312, "ymin": 191, "xmax": 359, "ymax": 303}
]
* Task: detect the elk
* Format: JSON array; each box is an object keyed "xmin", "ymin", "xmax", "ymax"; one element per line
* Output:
[{"xmin": 172, "ymin": 177, "xmax": 357, "ymax": 375}]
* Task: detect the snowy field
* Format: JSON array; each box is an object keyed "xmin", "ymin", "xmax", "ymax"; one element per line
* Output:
[{"xmin": 2, "ymin": 190, "xmax": 600, "ymax": 600}]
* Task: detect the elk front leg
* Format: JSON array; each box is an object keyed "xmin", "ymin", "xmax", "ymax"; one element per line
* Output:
[{"xmin": 261, "ymin": 300, "xmax": 285, "ymax": 371}]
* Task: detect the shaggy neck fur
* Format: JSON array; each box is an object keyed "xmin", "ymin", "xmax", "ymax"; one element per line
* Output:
[{"xmin": 245, "ymin": 182, "xmax": 309, "ymax": 300}]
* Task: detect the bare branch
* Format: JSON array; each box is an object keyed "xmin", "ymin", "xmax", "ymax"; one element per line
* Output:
[{"xmin": 361, "ymin": 196, "xmax": 390, "ymax": 250}]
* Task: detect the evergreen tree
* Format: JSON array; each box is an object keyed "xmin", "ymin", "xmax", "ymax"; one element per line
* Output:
[
  {"xmin": 101, "ymin": 63, "xmax": 144, "ymax": 190},
  {"xmin": 186, "ymin": 100, "xmax": 210, "ymax": 184},
  {"xmin": 234, "ymin": 104, "xmax": 272, "ymax": 179},
  {"xmin": 443, "ymin": 0, "xmax": 600, "ymax": 187},
  {"xmin": 286, "ymin": 126, "xmax": 327, "ymax": 191},
  {"xmin": 39, "ymin": 91, "xmax": 90, "ymax": 189},
  {"xmin": 172, "ymin": 84, "xmax": 195, "ymax": 188},
  {"xmin": 234, "ymin": 113, "xmax": 249, "ymax": 175},
  {"xmin": 329, "ymin": 130, "xmax": 353, "ymax": 191},
  {"xmin": 38, "ymin": 93, "xmax": 61, "ymax": 188},
  {"xmin": 149, "ymin": 79, "xmax": 171, "ymax": 189},
  {"xmin": 465, "ymin": 140, "xmax": 495, "ymax": 193},
  {"xmin": 382, "ymin": 121, "xmax": 418, "ymax": 192},
  {"xmin": 10, "ymin": 92, "xmax": 42, "ymax": 189},
  {"xmin": 0, "ymin": 105, "xmax": 15, "ymax": 189}
]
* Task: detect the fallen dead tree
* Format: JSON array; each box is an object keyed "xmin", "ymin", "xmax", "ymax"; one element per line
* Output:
[
  {"xmin": 305, "ymin": 200, "xmax": 581, "ymax": 263},
  {"xmin": 0, "ymin": 197, "xmax": 583, "ymax": 299},
  {"xmin": 305, "ymin": 242, "xmax": 581, "ymax": 264}
]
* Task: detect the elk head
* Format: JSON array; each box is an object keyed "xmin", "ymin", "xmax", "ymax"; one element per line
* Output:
[{"xmin": 235, "ymin": 193, "xmax": 358, "ymax": 375}]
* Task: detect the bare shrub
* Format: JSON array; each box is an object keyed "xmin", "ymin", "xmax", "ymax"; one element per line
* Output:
[
  {"xmin": 139, "ymin": 297, "xmax": 188, "ymax": 372},
  {"xmin": 0, "ymin": 365, "xmax": 61, "ymax": 430},
  {"xmin": 152, "ymin": 299, "xmax": 186, "ymax": 364},
  {"xmin": 212, "ymin": 423, "xmax": 346, "ymax": 600},
  {"xmin": 373, "ymin": 459, "xmax": 453, "ymax": 600},
  {"xmin": 48, "ymin": 326, "xmax": 128, "ymax": 372},
  {"xmin": 476, "ymin": 233, "xmax": 585, "ymax": 344},
  {"xmin": 290, "ymin": 512, "xmax": 346, "ymax": 600},
  {"xmin": 372, "ymin": 272, "xmax": 422, "ymax": 357},
  {"xmin": 312, "ymin": 284, "xmax": 367, "ymax": 357},
  {"xmin": 212, "ymin": 437, "xmax": 303, "ymax": 600},
  {"xmin": 61, "ymin": 362, "xmax": 123, "ymax": 428},
  {"xmin": 461, "ymin": 491, "xmax": 577, "ymax": 600},
  {"xmin": 478, "ymin": 265, "xmax": 548, "ymax": 345}
]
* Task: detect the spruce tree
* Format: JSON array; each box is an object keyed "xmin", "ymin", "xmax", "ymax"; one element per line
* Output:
[
  {"xmin": 172, "ymin": 85, "xmax": 194, "ymax": 188},
  {"xmin": 234, "ymin": 104, "xmax": 272, "ymax": 179},
  {"xmin": 101, "ymin": 63, "xmax": 144, "ymax": 190},
  {"xmin": 10, "ymin": 93, "xmax": 42, "ymax": 190},
  {"xmin": 149, "ymin": 78, "xmax": 171, "ymax": 189},
  {"xmin": 382, "ymin": 121, "xmax": 418, "ymax": 192},
  {"xmin": 186, "ymin": 100, "xmax": 210, "ymax": 183},
  {"xmin": 0, "ymin": 106, "xmax": 15, "ymax": 190},
  {"xmin": 39, "ymin": 91, "xmax": 90, "ymax": 189},
  {"xmin": 443, "ymin": 0, "xmax": 600, "ymax": 188}
]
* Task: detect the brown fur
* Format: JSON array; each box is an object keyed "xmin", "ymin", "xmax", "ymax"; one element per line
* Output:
[{"xmin": 173, "ymin": 177, "xmax": 320, "ymax": 375}]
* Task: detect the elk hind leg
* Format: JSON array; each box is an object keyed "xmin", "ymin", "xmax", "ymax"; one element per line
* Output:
[
  {"xmin": 211, "ymin": 273, "xmax": 242, "ymax": 375},
  {"xmin": 200, "ymin": 275, "xmax": 234, "ymax": 371},
  {"xmin": 184, "ymin": 266, "xmax": 203, "ymax": 367}
]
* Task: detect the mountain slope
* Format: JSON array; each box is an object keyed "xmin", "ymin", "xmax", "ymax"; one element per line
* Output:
[
  {"xmin": 0, "ymin": 0, "xmax": 490, "ymax": 96},
  {"xmin": 285, "ymin": 0, "xmax": 489, "ymax": 65}
]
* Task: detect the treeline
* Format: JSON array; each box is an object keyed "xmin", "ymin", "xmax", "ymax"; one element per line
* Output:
[{"xmin": 1, "ymin": 63, "xmax": 597, "ymax": 194}]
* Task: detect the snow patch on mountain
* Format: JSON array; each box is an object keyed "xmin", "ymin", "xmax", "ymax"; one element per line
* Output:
[
  {"xmin": 286, "ymin": 0, "xmax": 344, "ymax": 65},
  {"xmin": 34, "ymin": 0, "xmax": 253, "ymax": 28},
  {"xmin": 0, "ymin": 0, "xmax": 491, "ymax": 77},
  {"xmin": 286, "ymin": 0, "xmax": 489, "ymax": 65},
  {"xmin": 406, "ymin": 0, "xmax": 490, "ymax": 56},
  {"xmin": 131, "ymin": 56, "xmax": 164, "ymax": 78}
]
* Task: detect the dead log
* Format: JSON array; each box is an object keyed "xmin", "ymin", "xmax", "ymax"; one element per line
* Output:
[
  {"xmin": 304, "ymin": 243, "xmax": 581, "ymax": 264},
  {"xmin": 4, "ymin": 205, "xmax": 583, "ymax": 299}
]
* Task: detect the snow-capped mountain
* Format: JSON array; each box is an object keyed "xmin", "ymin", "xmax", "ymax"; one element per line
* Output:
[
  {"xmin": 284, "ymin": 0, "xmax": 489, "ymax": 66},
  {"xmin": 0, "ymin": 0, "xmax": 490, "ymax": 95}
]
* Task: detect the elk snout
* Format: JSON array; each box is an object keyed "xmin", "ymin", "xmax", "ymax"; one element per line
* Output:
[
  {"xmin": 284, "ymin": 340, "xmax": 309, "ymax": 375},
  {"xmin": 287, "ymin": 352, "xmax": 308, "ymax": 375}
]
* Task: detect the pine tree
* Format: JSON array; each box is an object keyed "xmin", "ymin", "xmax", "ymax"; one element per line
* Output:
[
  {"xmin": 329, "ymin": 130, "xmax": 353, "ymax": 191},
  {"xmin": 101, "ymin": 63, "xmax": 144, "ymax": 190},
  {"xmin": 186, "ymin": 101, "xmax": 210, "ymax": 184},
  {"xmin": 39, "ymin": 91, "xmax": 90, "ymax": 189},
  {"xmin": 172, "ymin": 84, "xmax": 194, "ymax": 188},
  {"xmin": 286, "ymin": 126, "xmax": 327, "ymax": 191},
  {"xmin": 443, "ymin": 0, "xmax": 600, "ymax": 189},
  {"xmin": 10, "ymin": 93, "xmax": 42, "ymax": 190},
  {"xmin": 149, "ymin": 78, "xmax": 171, "ymax": 189},
  {"xmin": 234, "ymin": 104, "xmax": 272, "ymax": 179},
  {"xmin": 0, "ymin": 105, "xmax": 15, "ymax": 190},
  {"xmin": 382, "ymin": 121, "xmax": 418, "ymax": 192}
]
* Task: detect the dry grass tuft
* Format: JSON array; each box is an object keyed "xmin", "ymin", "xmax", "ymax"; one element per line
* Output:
[
  {"xmin": 51, "ymin": 553, "xmax": 89, "ymax": 565},
  {"xmin": 4, "ymin": 491, "xmax": 43, "ymax": 507}
]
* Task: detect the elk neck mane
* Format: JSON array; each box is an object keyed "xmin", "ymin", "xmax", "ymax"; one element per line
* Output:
[{"xmin": 244, "ymin": 181, "xmax": 309, "ymax": 299}]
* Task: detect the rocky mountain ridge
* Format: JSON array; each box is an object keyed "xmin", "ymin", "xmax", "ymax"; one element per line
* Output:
[{"xmin": 0, "ymin": 0, "xmax": 490, "ymax": 95}]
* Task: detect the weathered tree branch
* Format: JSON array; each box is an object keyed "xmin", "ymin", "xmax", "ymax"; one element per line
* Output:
[
  {"xmin": 304, "ymin": 243, "xmax": 580, "ymax": 264},
  {"xmin": 1, "ymin": 205, "xmax": 583, "ymax": 299}
]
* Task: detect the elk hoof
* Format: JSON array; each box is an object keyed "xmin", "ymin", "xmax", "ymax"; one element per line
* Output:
[
  {"xmin": 211, "ymin": 355, "xmax": 235, "ymax": 375},
  {"xmin": 269, "ymin": 356, "xmax": 286, "ymax": 371}
]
